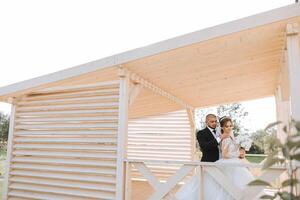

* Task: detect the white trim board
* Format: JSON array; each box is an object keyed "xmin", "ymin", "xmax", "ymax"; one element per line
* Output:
[{"xmin": 0, "ymin": 3, "xmax": 300, "ymax": 99}]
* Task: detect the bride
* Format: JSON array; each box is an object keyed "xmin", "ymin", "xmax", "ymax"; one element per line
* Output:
[{"xmin": 175, "ymin": 116, "xmax": 254, "ymax": 200}]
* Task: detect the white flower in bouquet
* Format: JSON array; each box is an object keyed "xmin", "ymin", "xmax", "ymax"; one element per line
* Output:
[{"xmin": 235, "ymin": 133, "xmax": 252, "ymax": 151}]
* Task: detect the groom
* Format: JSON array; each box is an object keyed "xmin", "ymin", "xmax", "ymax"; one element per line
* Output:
[{"xmin": 197, "ymin": 114, "xmax": 227, "ymax": 162}]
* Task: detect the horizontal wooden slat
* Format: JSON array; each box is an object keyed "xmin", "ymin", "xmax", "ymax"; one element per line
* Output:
[
  {"xmin": 12, "ymin": 156, "xmax": 116, "ymax": 168},
  {"xmin": 127, "ymin": 153, "xmax": 191, "ymax": 159},
  {"xmin": 128, "ymin": 138, "xmax": 190, "ymax": 143},
  {"xmin": 16, "ymin": 109, "xmax": 119, "ymax": 117},
  {"xmin": 14, "ymin": 130, "xmax": 117, "ymax": 135},
  {"xmin": 15, "ymin": 116, "xmax": 118, "ymax": 122},
  {"xmin": 8, "ymin": 190, "xmax": 100, "ymax": 200},
  {"xmin": 14, "ymin": 137, "xmax": 117, "ymax": 143},
  {"xmin": 129, "ymin": 120, "xmax": 190, "ymax": 125},
  {"xmin": 129, "ymin": 130, "xmax": 192, "ymax": 134},
  {"xmin": 14, "ymin": 143, "xmax": 117, "ymax": 151},
  {"xmin": 11, "ymin": 163, "xmax": 116, "ymax": 175},
  {"xmin": 129, "ymin": 124, "xmax": 190, "ymax": 129},
  {"xmin": 128, "ymin": 146, "xmax": 190, "ymax": 151},
  {"xmin": 129, "ymin": 134, "xmax": 191, "ymax": 139},
  {"xmin": 128, "ymin": 141, "xmax": 191, "ymax": 146},
  {"xmin": 17, "ymin": 95, "xmax": 119, "ymax": 106},
  {"xmin": 13, "ymin": 150, "xmax": 117, "ymax": 159},
  {"xmin": 127, "ymin": 149, "xmax": 190, "ymax": 155},
  {"xmin": 15, "ymin": 124, "xmax": 118, "ymax": 130},
  {"xmin": 31, "ymin": 80, "xmax": 120, "ymax": 93},
  {"xmin": 17, "ymin": 102, "xmax": 119, "ymax": 112},
  {"xmin": 10, "ymin": 176, "xmax": 116, "ymax": 192},
  {"xmin": 10, "ymin": 170, "xmax": 116, "ymax": 184},
  {"xmin": 9, "ymin": 183, "xmax": 115, "ymax": 199},
  {"xmin": 22, "ymin": 88, "xmax": 119, "ymax": 101},
  {"xmin": 128, "ymin": 156, "xmax": 190, "ymax": 161},
  {"xmin": 12, "ymin": 156, "xmax": 116, "ymax": 167},
  {"xmin": 129, "ymin": 127, "xmax": 191, "ymax": 132}
]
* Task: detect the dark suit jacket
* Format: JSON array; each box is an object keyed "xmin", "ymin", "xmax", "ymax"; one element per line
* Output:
[{"xmin": 197, "ymin": 127, "xmax": 219, "ymax": 162}]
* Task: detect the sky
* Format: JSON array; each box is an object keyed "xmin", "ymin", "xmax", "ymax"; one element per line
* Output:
[{"xmin": 0, "ymin": 0, "xmax": 293, "ymax": 130}]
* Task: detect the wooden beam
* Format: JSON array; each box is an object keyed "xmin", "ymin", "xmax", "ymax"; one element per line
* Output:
[
  {"xmin": 126, "ymin": 69, "xmax": 193, "ymax": 110},
  {"xmin": 116, "ymin": 68, "xmax": 130, "ymax": 200},
  {"xmin": 2, "ymin": 102, "xmax": 16, "ymax": 200},
  {"xmin": 286, "ymin": 23, "xmax": 300, "ymax": 121}
]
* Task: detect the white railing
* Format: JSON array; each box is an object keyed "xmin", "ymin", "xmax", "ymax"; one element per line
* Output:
[{"xmin": 124, "ymin": 159, "xmax": 286, "ymax": 200}]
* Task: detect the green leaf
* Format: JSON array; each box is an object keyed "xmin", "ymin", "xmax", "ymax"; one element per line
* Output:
[
  {"xmin": 278, "ymin": 191, "xmax": 295, "ymax": 200},
  {"xmin": 248, "ymin": 179, "xmax": 271, "ymax": 187},
  {"xmin": 282, "ymin": 146, "xmax": 290, "ymax": 158},
  {"xmin": 260, "ymin": 194, "xmax": 275, "ymax": 199},
  {"xmin": 265, "ymin": 121, "xmax": 282, "ymax": 132},
  {"xmin": 286, "ymin": 140, "xmax": 300, "ymax": 150},
  {"xmin": 295, "ymin": 121, "xmax": 300, "ymax": 131},
  {"xmin": 281, "ymin": 178, "xmax": 300, "ymax": 188},
  {"xmin": 283, "ymin": 125, "xmax": 288, "ymax": 133},
  {"xmin": 291, "ymin": 153, "xmax": 300, "ymax": 161}
]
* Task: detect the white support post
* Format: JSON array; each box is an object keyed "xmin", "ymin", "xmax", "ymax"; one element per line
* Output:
[
  {"xmin": 286, "ymin": 22, "xmax": 300, "ymax": 196},
  {"xmin": 286, "ymin": 23, "xmax": 300, "ymax": 121},
  {"xmin": 125, "ymin": 162, "xmax": 132, "ymax": 200},
  {"xmin": 198, "ymin": 165, "xmax": 204, "ymax": 200},
  {"xmin": 2, "ymin": 100, "xmax": 16, "ymax": 200},
  {"xmin": 116, "ymin": 68, "xmax": 130, "ymax": 200},
  {"xmin": 187, "ymin": 109, "xmax": 196, "ymax": 161},
  {"xmin": 275, "ymin": 86, "xmax": 290, "ymax": 142}
]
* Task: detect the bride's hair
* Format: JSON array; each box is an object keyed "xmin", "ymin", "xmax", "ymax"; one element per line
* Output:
[{"xmin": 219, "ymin": 116, "xmax": 232, "ymax": 134}]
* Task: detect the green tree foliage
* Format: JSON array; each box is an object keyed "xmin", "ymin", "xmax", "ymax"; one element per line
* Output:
[
  {"xmin": 0, "ymin": 112, "xmax": 9, "ymax": 145},
  {"xmin": 248, "ymin": 128, "xmax": 277, "ymax": 154},
  {"xmin": 195, "ymin": 103, "xmax": 249, "ymax": 135},
  {"xmin": 248, "ymin": 120, "xmax": 300, "ymax": 199}
]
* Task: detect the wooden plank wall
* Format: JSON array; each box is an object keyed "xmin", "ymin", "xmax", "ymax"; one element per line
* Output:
[
  {"xmin": 4, "ymin": 80, "xmax": 120, "ymax": 200},
  {"xmin": 127, "ymin": 110, "xmax": 193, "ymax": 181}
]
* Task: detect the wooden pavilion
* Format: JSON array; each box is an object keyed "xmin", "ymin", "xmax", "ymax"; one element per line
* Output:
[{"xmin": 0, "ymin": 3, "xmax": 300, "ymax": 200}]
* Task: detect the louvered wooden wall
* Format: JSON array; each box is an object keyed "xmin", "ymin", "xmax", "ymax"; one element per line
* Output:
[
  {"xmin": 5, "ymin": 81, "xmax": 120, "ymax": 200},
  {"xmin": 127, "ymin": 110, "xmax": 194, "ymax": 180}
]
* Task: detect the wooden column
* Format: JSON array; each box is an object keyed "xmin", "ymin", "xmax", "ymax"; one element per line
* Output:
[
  {"xmin": 2, "ymin": 99, "xmax": 16, "ymax": 200},
  {"xmin": 116, "ymin": 68, "xmax": 130, "ymax": 200},
  {"xmin": 187, "ymin": 108, "xmax": 196, "ymax": 161},
  {"xmin": 286, "ymin": 23, "xmax": 300, "ymax": 121},
  {"xmin": 286, "ymin": 22, "xmax": 300, "ymax": 195},
  {"xmin": 275, "ymin": 86, "xmax": 290, "ymax": 142}
]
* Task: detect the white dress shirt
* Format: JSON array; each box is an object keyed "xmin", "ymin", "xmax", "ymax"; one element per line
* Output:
[{"xmin": 207, "ymin": 126, "xmax": 221, "ymax": 143}]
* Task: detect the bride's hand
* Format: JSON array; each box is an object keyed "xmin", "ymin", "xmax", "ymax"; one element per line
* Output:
[{"xmin": 221, "ymin": 133, "xmax": 230, "ymax": 140}]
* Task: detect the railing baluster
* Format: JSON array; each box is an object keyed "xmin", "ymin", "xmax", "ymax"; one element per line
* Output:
[
  {"xmin": 125, "ymin": 161, "xmax": 132, "ymax": 200},
  {"xmin": 123, "ymin": 159, "xmax": 288, "ymax": 200},
  {"xmin": 198, "ymin": 165, "xmax": 204, "ymax": 200}
]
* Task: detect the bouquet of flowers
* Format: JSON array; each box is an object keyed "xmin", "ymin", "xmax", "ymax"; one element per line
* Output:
[{"xmin": 235, "ymin": 133, "xmax": 252, "ymax": 151}]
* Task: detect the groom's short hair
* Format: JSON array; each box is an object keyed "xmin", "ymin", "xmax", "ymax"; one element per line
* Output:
[{"xmin": 205, "ymin": 114, "xmax": 217, "ymax": 122}]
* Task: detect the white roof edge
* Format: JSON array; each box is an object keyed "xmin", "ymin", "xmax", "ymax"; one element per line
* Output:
[{"xmin": 1, "ymin": 3, "xmax": 300, "ymax": 98}]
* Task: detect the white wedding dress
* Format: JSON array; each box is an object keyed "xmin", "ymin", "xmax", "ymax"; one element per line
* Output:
[{"xmin": 175, "ymin": 137, "xmax": 254, "ymax": 200}]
